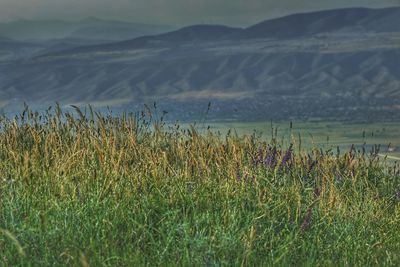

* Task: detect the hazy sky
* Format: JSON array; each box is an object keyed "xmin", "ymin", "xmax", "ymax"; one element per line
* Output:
[{"xmin": 1, "ymin": 0, "xmax": 400, "ymax": 26}]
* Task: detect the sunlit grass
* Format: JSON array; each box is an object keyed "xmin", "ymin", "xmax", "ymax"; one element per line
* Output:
[{"xmin": 0, "ymin": 105, "xmax": 399, "ymax": 266}]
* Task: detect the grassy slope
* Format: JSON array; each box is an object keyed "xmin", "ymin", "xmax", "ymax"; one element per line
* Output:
[{"xmin": 0, "ymin": 107, "xmax": 400, "ymax": 266}]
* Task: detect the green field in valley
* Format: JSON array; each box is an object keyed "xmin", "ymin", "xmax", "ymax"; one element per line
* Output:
[{"xmin": 197, "ymin": 120, "xmax": 400, "ymax": 160}]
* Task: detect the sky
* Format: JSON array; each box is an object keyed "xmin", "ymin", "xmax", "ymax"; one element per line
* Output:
[{"xmin": 1, "ymin": 0, "xmax": 400, "ymax": 26}]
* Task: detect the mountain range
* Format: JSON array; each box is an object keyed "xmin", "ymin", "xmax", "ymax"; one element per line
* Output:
[
  {"xmin": 0, "ymin": 18, "xmax": 173, "ymax": 62},
  {"xmin": 0, "ymin": 18, "xmax": 172, "ymax": 41},
  {"xmin": 1, "ymin": 7, "xmax": 400, "ymax": 121}
]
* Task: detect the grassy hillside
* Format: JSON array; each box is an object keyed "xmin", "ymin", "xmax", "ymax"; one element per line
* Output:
[{"xmin": 1, "ymin": 106, "xmax": 400, "ymax": 266}]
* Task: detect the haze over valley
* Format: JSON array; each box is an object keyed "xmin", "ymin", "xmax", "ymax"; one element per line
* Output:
[{"xmin": 1, "ymin": 7, "xmax": 400, "ymax": 121}]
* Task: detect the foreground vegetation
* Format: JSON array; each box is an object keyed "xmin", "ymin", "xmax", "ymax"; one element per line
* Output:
[{"xmin": 1, "ymin": 105, "xmax": 400, "ymax": 266}]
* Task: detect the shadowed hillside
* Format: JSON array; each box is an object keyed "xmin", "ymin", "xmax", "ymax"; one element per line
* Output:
[
  {"xmin": 234, "ymin": 7, "xmax": 400, "ymax": 39},
  {"xmin": 1, "ymin": 7, "xmax": 400, "ymax": 121}
]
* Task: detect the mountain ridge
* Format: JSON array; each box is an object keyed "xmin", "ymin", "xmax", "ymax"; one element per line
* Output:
[
  {"xmin": 1, "ymin": 7, "xmax": 400, "ymax": 120},
  {"xmin": 0, "ymin": 18, "xmax": 173, "ymax": 41},
  {"xmin": 42, "ymin": 6, "xmax": 400, "ymax": 57},
  {"xmin": 234, "ymin": 7, "xmax": 400, "ymax": 39}
]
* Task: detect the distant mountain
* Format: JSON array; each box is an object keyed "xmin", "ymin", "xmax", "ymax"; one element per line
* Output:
[
  {"xmin": 1, "ymin": 7, "xmax": 400, "ymax": 121},
  {"xmin": 233, "ymin": 7, "xmax": 400, "ymax": 39},
  {"xmin": 0, "ymin": 35, "xmax": 116, "ymax": 61},
  {"xmin": 31, "ymin": 38, "xmax": 113, "ymax": 57},
  {"xmin": 66, "ymin": 18, "xmax": 173, "ymax": 41},
  {"xmin": 0, "ymin": 37, "xmax": 42, "ymax": 61},
  {"xmin": 0, "ymin": 20, "xmax": 76, "ymax": 40},
  {"xmin": 153, "ymin": 25, "xmax": 241, "ymax": 42},
  {"xmin": 0, "ymin": 18, "xmax": 173, "ymax": 41},
  {"xmin": 52, "ymin": 25, "xmax": 242, "ymax": 55},
  {"xmin": 47, "ymin": 7, "xmax": 400, "ymax": 56},
  {"xmin": 0, "ymin": 36, "xmax": 12, "ymax": 42}
]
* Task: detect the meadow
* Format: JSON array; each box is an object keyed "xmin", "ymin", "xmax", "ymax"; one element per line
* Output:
[
  {"xmin": 202, "ymin": 120, "xmax": 400, "ymax": 159},
  {"xmin": 1, "ymin": 105, "xmax": 400, "ymax": 266}
]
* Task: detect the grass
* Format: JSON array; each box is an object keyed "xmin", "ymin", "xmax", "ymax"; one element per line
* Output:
[{"xmin": 1, "ymin": 105, "xmax": 400, "ymax": 266}]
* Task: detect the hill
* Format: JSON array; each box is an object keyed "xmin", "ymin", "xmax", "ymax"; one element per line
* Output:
[
  {"xmin": 233, "ymin": 7, "xmax": 400, "ymax": 39},
  {"xmin": 1, "ymin": 7, "xmax": 400, "ymax": 121},
  {"xmin": 0, "ymin": 18, "xmax": 172, "ymax": 41},
  {"xmin": 49, "ymin": 24, "xmax": 242, "ymax": 55},
  {"xmin": 0, "ymin": 37, "xmax": 42, "ymax": 61}
]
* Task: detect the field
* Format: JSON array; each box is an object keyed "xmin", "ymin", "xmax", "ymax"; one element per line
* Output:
[
  {"xmin": 1, "ymin": 106, "xmax": 400, "ymax": 266},
  {"xmin": 202, "ymin": 120, "xmax": 400, "ymax": 159}
]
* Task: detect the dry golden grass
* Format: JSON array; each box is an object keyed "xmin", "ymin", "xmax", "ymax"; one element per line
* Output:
[{"xmin": 0, "ymin": 105, "xmax": 399, "ymax": 266}]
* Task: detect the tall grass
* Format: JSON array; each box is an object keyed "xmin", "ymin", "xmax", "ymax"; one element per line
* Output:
[{"xmin": 0, "ymin": 105, "xmax": 399, "ymax": 266}]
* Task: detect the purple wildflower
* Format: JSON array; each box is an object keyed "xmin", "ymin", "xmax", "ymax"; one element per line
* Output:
[
  {"xmin": 281, "ymin": 145, "xmax": 293, "ymax": 167},
  {"xmin": 264, "ymin": 146, "xmax": 278, "ymax": 168}
]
